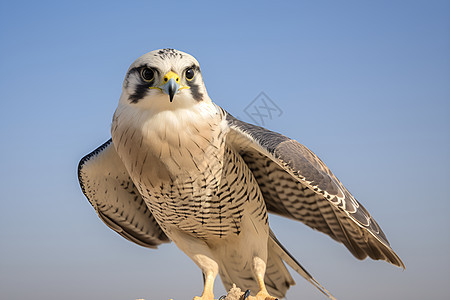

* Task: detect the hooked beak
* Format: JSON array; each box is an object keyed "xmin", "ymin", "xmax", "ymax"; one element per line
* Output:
[
  {"xmin": 162, "ymin": 77, "xmax": 179, "ymax": 102},
  {"xmin": 149, "ymin": 71, "xmax": 190, "ymax": 102},
  {"xmin": 158, "ymin": 71, "xmax": 190, "ymax": 102}
]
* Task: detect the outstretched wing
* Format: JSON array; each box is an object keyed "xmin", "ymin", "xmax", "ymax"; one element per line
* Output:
[
  {"xmin": 78, "ymin": 139, "xmax": 169, "ymax": 248},
  {"xmin": 226, "ymin": 113, "xmax": 404, "ymax": 268}
]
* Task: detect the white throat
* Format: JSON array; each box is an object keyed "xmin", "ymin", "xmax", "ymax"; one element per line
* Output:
[{"xmin": 111, "ymin": 99, "xmax": 228, "ymax": 182}]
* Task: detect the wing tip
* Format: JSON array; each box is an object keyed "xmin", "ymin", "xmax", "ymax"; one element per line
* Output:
[
  {"xmin": 98, "ymin": 210, "xmax": 168, "ymax": 249},
  {"xmin": 387, "ymin": 249, "xmax": 406, "ymax": 269}
]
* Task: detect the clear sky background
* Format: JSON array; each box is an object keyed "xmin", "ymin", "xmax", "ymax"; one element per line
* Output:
[{"xmin": 0, "ymin": 1, "xmax": 449, "ymax": 299}]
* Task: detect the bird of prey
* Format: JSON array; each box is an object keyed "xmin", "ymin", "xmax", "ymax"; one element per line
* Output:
[{"xmin": 78, "ymin": 48, "xmax": 404, "ymax": 300}]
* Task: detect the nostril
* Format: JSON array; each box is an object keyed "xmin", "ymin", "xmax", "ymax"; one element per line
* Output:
[{"xmin": 164, "ymin": 78, "xmax": 168, "ymax": 82}]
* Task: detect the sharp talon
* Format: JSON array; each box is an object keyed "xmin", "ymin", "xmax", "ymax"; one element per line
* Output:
[
  {"xmin": 219, "ymin": 296, "xmax": 226, "ymax": 300},
  {"xmin": 242, "ymin": 289, "xmax": 251, "ymax": 300}
]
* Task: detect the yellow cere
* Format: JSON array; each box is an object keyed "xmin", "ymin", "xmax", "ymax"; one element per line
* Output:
[
  {"xmin": 148, "ymin": 71, "xmax": 190, "ymax": 91},
  {"xmin": 163, "ymin": 71, "xmax": 179, "ymax": 83}
]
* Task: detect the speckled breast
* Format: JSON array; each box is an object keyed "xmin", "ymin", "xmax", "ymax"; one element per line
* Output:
[{"xmin": 140, "ymin": 144, "xmax": 268, "ymax": 240}]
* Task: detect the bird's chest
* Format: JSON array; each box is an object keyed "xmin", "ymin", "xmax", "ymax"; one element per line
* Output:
[
  {"xmin": 135, "ymin": 137, "xmax": 227, "ymax": 239},
  {"xmin": 141, "ymin": 145, "xmax": 268, "ymax": 241},
  {"xmin": 112, "ymin": 107, "xmax": 226, "ymax": 181},
  {"xmin": 140, "ymin": 170, "xmax": 222, "ymax": 238},
  {"xmin": 112, "ymin": 110, "xmax": 267, "ymax": 240}
]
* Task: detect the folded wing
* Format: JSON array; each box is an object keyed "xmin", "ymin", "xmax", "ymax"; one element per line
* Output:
[{"xmin": 78, "ymin": 139, "xmax": 169, "ymax": 248}]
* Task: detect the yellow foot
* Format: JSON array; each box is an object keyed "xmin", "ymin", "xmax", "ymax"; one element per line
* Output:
[
  {"xmin": 193, "ymin": 294, "xmax": 215, "ymax": 300},
  {"xmin": 246, "ymin": 291, "xmax": 278, "ymax": 300}
]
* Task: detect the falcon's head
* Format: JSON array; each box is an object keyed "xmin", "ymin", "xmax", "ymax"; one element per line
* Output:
[{"xmin": 119, "ymin": 49, "xmax": 209, "ymax": 111}]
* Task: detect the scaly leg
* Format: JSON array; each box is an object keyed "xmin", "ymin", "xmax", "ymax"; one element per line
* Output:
[
  {"xmin": 247, "ymin": 257, "xmax": 278, "ymax": 300},
  {"xmin": 193, "ymin": 267, "xmax": 217, "ymax": 300},
  {"xmin": 168, "ymin": 229, "xmax": 219, "ymax": 300}
]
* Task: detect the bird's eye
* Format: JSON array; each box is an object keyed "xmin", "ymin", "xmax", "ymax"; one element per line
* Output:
[
  {"xmin": 141, "ymin": 68, "xmax": 155, "ymax": 82},
  {"xmin": 185, "ymin": 68, "xmax": 195, "ymax": 81}
]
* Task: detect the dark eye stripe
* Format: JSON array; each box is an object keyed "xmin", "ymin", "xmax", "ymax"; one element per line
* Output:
[
  {"xmin": 184, "ymin": 65, "xmax": 202, "ymax": 101},
  {"xmin": 186, "ymin": 81, "xmax": 203, "ymax": 102},
  {"xmin": 126, "ymin": 66, "xmax": 159, "ymax": 103}
]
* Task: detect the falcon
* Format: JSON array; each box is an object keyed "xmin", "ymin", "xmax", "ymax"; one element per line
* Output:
[{"xmin": 78, "ymin": 48, "xmax": 404, "ymax": 300}]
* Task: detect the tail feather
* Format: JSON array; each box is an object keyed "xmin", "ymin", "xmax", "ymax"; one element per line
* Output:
[
  {"xmin": 265, "ymin": 237, "xmax": 295, "ymax": 298},
  {"xmin": 269, "ymin": 230, "xmax": 337, "ymax": 300}
]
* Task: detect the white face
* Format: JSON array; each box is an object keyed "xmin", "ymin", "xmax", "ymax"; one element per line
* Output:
[{"xmin": 119, "ymin": 49, "xmax": 209, "ymax": 112}]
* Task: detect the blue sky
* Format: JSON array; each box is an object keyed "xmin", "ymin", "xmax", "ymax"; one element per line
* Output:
[{"xmin": 0, "ymin": 1, "xmax": 449, "ymax": 299}]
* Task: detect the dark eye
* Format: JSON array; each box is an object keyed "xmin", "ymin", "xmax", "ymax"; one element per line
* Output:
[
  {"xmin": 141, "ymin": 68, "xmax": 155, "ymax": 82},
  {"xmin": 185, "ymin": 68, "xmax": 195, "ymax": 81}
]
